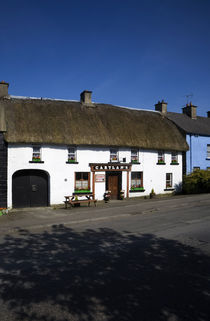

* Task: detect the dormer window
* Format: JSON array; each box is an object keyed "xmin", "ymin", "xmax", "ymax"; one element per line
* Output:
[
  {"xmin": 32, "ymin": 146, "xmax": 41, "ymax": 162},
  {"xmin": 68, "ymin": 147, "xmax": 77, "ymax": 163},
  {"xmin": 131, "ymin": 149, "xmax": 139, "ymax": 163},
  {"xmin": 110, "ymin": 149, "xmax": 118, "ymax": 162},
  {"xmin": 157, "ymin": 151, "xmax": 165, "ymax": 164}
]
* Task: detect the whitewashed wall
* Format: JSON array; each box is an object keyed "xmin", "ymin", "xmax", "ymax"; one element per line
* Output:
[{"xmin": 8, "ymin": 144, "xmax": 183, "ymax": 207}]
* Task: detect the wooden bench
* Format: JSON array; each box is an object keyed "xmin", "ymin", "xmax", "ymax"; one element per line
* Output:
[{"xmin": 64, "ymin": 194, "xmax": 97, "ymax": 209}]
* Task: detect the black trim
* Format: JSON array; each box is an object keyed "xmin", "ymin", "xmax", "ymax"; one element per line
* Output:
[
  {"xmin": 131, "ymin": 162, "xmax": 141, "ymax": 165},
  {"xmin": 29, "ymin": 161, "xmax": 44, "ymax": 163},
  {"xmin": 170, "ymin": 163, "xmax": 179, "ymax": 165},
  {"xmin": 129, "ymin": 189, "xmax": 145, "ymax": 193},
  {"xmin": 0, "ymin": 133, "xmax": 7, "ymax": 207},
  {"xmin": 156, "ymin": 162, "xmax": 166, "ymax": 165},
  {"xmin": 66, "ymin": 161, "xmax": 79, "ymax": 164},
  {"xmin": 164, "ymin": 188, "xmax": 175, "ymax": 191},
  {"xmin": 206, "ymin": 158, "xmax": 210, "ymax": 161}
]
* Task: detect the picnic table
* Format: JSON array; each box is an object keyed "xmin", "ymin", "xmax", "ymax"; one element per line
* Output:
[{"xmin": 64, "ymin": 193, "xmax": 97, "ymax": 209}]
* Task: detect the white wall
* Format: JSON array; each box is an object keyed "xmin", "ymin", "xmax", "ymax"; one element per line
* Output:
[{"xmin": 8, "ymin": 145, "xmax": 183, "ymax": 207}]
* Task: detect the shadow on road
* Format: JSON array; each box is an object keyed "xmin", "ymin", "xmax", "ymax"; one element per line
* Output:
[{"xmin": 0, "ymin": 225, "xmax": 209, "ymax": 321}]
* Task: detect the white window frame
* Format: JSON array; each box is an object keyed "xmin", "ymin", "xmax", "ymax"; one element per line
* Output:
[
  {"xmin": 207, "ymin": 144, "xmax": 210, "ymax": 159},
  {"xmin": 131, "ymin": 149, "xmax": 139, "ymax": 163},
  {"xmin": 171, "ymin": 152, "xmax": 178, "ymax": 163},
  {"xmin": 110, "ymin": 148, "xmax": 118, "ymax": 162},
  {"xmin": 68, "ymin": 147, "xmax": 77, "ymax": 163},
  {"xmin": 32, "ymin": 146, "xmax": 41, "ymax": 162},
  {"xmin": 166, "ymin": 173, "xmax": 173, "ymax": 189},
  {"xmin": 158, "ymin": 151, "xmax": 165, "ymax": 163}
]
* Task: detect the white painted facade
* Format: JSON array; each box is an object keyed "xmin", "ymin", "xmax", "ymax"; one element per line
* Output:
[{"xmin": 8, "ymin": 144, "xmax": 183, "ymax": 207}]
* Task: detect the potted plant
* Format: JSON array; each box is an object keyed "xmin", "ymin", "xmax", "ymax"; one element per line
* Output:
[
  {"xmin": 150, "ymin": 188, "xmax": 156, "ymax": 199},
  {"xmin": 119, "ymin": 190, "xmax": 125, "ymax": 200},
  {"xmin": 104, "ymin": 190, "xmax": 111, "ymax": 202}
]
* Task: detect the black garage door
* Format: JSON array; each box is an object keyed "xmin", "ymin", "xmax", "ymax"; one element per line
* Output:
[{"xmin": 12, "ymin": 170, "xmax": 49, "ymax": 208}]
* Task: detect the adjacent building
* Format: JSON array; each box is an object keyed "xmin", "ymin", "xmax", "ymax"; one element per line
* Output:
[
  {"xmin": 155, "ymin": 100, "xmax": 210, "ymax": 173},
  {"xmin": 0, "ymin": 82, "xmax": 188, "ymax": 208}
]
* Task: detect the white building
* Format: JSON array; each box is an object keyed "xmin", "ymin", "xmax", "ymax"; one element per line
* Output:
[{"xmin": 0, "ymin": 82, "xmax": 188, "ymax": 208}]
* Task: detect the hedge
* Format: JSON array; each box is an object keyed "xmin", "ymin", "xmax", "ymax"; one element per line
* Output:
[{"xmin": 182, "ymin": 170, "xmax": 210, "ymax": 194}]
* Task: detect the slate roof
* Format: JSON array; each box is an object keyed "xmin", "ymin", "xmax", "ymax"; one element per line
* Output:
[
  {"xmin": 166, "ymin": 112, "xmax": 210, "ymax": 136},
  {"xmin": 0, "ymin": 96, "xmax": 188, "ymax": 151}
]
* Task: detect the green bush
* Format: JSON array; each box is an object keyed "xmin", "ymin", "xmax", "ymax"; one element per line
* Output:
[{"xmin": 183, "ymin": 170, "xmax": 210, "ymax": 194}]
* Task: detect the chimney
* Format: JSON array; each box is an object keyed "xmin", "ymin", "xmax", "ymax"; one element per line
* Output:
[
  {"xmin": 80, "ymin": 90, "xmax": 93, "ymax": 105},
  {"xmin": 0, "ymin": 81, "xmax": 9, "ymax": 98},
  {"xmin": 182, "ymin": 102, "xmax": 197, "ymax": 119},
  {"xmin": 207, "ymin": 111, "xmax": 210, "ymax": 118},
  {"xmin": 155, "ymin": 100, "xmax": 168, "ymax": 114}
]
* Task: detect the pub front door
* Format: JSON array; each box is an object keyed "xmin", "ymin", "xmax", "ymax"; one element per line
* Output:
[{"xmin": 106, "ymin": 172, "xmax": 122, "ymax": 200}]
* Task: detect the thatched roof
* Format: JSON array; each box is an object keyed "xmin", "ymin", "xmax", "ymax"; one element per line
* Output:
[{"xmin": 0, "ymin": 97, "xmax": 188, "ymax": 151}]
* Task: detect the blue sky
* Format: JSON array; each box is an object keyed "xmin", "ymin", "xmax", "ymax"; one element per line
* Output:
[{"xmin": 1, "ymin": 0, "xmax": 210, "ymax": 115}]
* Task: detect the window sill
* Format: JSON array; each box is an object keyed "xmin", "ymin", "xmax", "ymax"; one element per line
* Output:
[
  {"xmin": 156, "ymin": 162, "xmax": 166, "ymax": 165},
  {"xmin": 129, "ymin": 189, "xmax": 145, "ymax": 193},
  {"xmin": 66, "ymin": 161, "xmax": 79, "ymax": 164},
  {"xmin": 206, "ymin": 158, "xmax": 210, "ymax": 160},
  {"xmin": 73, "ymin": 191, "xmax": 92, "ymax": 195},
  {"xmin": 170, "ymin": 163, "xmax": 179, "ymax": 165},
  {"xmin": 131, "ymin": 162, "xmax": 141, "ymax": 165},
  {"xmin": 164, "ymin": 188, "xmax": 175, "ymax": 191},
  {"xmin": 29, "ymin": 161, "xmax": 44, "ymax": 163}
]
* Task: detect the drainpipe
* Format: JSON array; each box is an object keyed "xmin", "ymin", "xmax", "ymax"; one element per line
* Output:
[{"xmin": 190, "ymin": 134, "xmax": 192, "ymax": 173}]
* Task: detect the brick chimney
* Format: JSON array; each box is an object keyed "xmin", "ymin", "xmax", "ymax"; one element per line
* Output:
[
  {"xmin": 207, "ymin": 111, "xmax": 210, "ymax": 118},
  {"xmin": 182, "ymin": 102, "xmax": 197, "ymax": 119},
  {"xmin": 0, "ymin": 81, "xmax": 9, "ymax": 98},
  {"xmin": 155, "ymin": 100, "xmax": 168, "ymax": 114},
  {"xmin": 80, "ymin": 90, "xmax": 93, "ymax": 105}
]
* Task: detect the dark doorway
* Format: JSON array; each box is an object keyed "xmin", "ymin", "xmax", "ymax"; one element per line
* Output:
[
  {"xmin": 12, "ymin": 170, "xmax": 49, "ymax": 208},
  {"xmin": 106, "ymin": 172, "xmax": 122, "ymax": 200}
]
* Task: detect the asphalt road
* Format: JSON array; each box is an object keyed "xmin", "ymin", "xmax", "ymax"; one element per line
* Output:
[{"xmin": 0, "ymin": 194, "xmax": 210, "ymax": 321}]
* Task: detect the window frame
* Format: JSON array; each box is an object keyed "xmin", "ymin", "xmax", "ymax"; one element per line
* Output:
[
  {"xmin": 207, "ymin": 144, "xmax": 210, "ymax": 159},
  {"xmin": 32, "ymin": 146, "xmax": 42, "ymax": 162},
  {"xmin": 166, "ymin": 173, "xmax": 173, "ymax": 189},
  {"xmin": 110, "ymin": 148, "xmax": 119, "ymax": 162},
  {"xmin": 157, "ymin": 151, "xmax": 165, "ymax": 164},
  {"xmin": 74, "ymin": 172, "xmax": 90, "ymax": 193},
  {"xmin": 171, "ymin": 151, "xmax": 178, "ymax": 164},
  {"xmin": 67, "ymin": 147, "xmax": 77, "ymax": 163},
  {"xmin": 131, "ymin": 149, "xmax": 139, "ymax": 163},
  {"xmin": 130, "ymin": 171, "xmax": 144, "ymax": 192}
]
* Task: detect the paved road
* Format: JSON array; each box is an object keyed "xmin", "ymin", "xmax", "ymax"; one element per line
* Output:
[{"xmin": 0, "ymin": 194, "xmax": 210, "ymax": 321}]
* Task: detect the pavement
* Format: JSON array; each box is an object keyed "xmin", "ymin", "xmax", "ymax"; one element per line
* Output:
[{"xmin": 0, "ymin": 193, "xmax": 209, "ymax": 233}]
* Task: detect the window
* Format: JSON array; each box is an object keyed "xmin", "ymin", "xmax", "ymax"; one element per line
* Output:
[
  {"xmin": 171, "ymin": 152, "xmax": 178, "ymax": 164},
  {"xmin": 75, "ymin": 172, "xmax": 90, "ymax": 192},
  {"xmin": 68, "ymin": 147, "xmax": 77, "ymax": 163},
  {"xmin": 110, "ymin": 148, "xmax": 118, "ymax": 162},
  {"xmin": 207, "ymin": 145, "xmax": 210, "ymax": 159},
  {"xmin": 32, "ymin": 146, "xmax": 41, "ymax": 162},
  {"xmin": 131, "ymin": 149, "xmax": 139, "ymax": 163},
  {"xmin": 130, "ymin": 172, "xmax": 144, "ymax": 191},
  {"xmin": 166, "ymin": 173, "xmax": 172, "ymax": 189},
  {"xmin": 157, "ymin": 151, "xmax": 165, "ymax": 164}
]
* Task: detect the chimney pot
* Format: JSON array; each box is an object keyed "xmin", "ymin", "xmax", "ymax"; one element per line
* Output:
[{"xmin": 0, "ymin": 81, "xmax": 9, "ymax": 98}]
